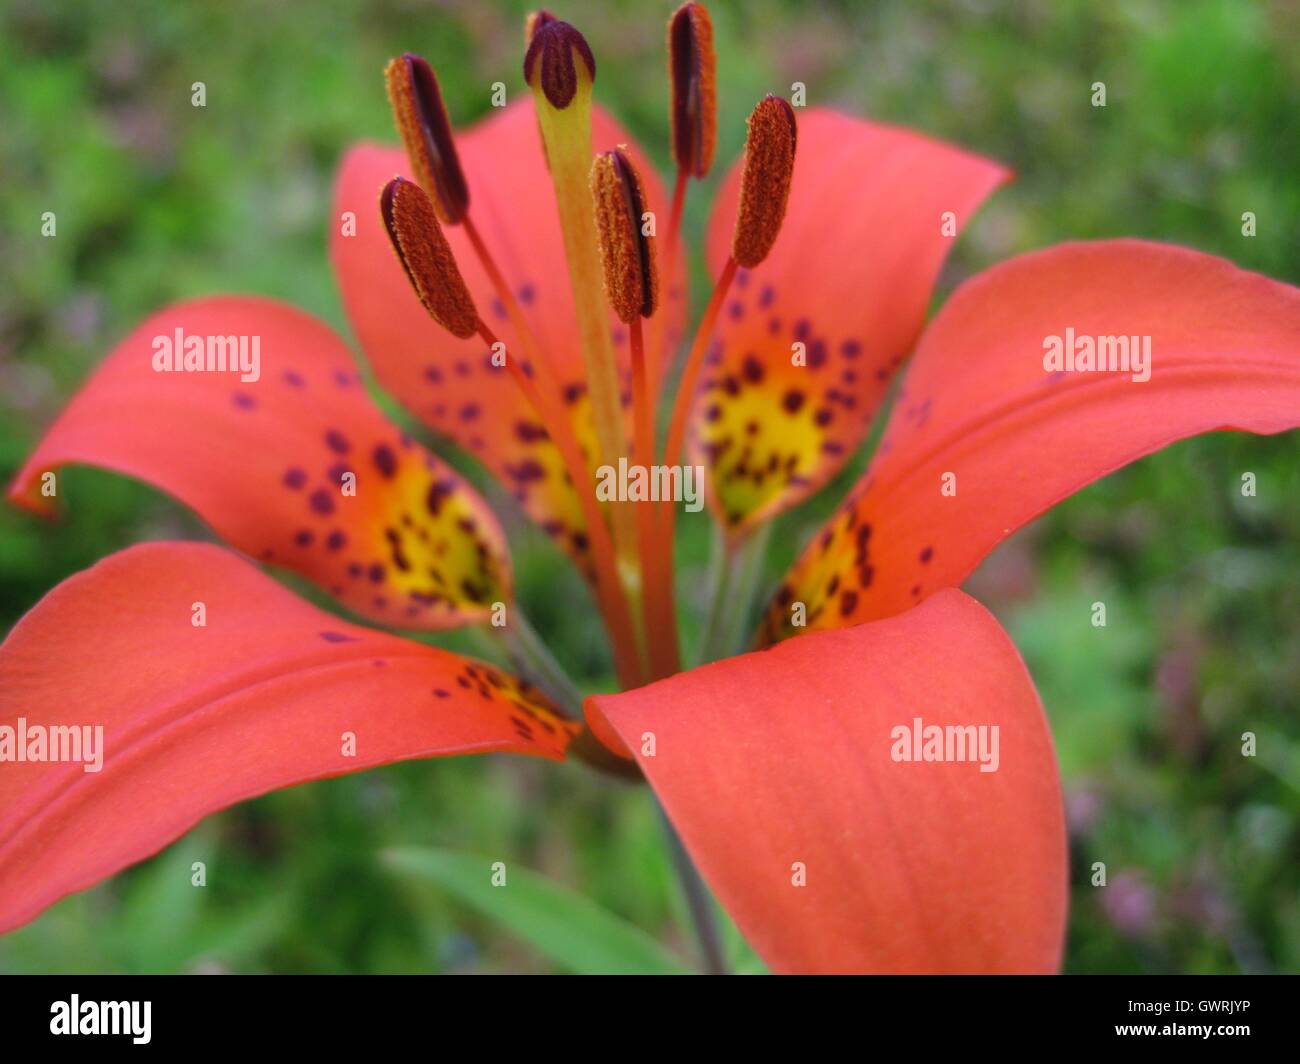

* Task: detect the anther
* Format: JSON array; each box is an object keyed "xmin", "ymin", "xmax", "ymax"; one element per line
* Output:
[
  {"xmin": 523, "ymin": 19, "xmax": 596, "ymax": 109},
  {"xmin": 732, "ymin": 94, "xmax": 798, "ymax": 269},
  {"xmin": 380, "ymin": 177, "xmax": 479, "ymax": 339},
  {"xmin": 591, "ymin": 148, "xmax": 658, "ymax": 324},
  {"xmin": 668, "ymin": 3, "xmax": 717, "ymax": 179},
  {"xmin": 384, "ymin": 53, "xmax": 470, "ymax": 225}
]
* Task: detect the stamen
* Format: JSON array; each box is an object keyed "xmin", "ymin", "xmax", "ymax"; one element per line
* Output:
[
  {"xmin": 384, "ymin": 54, "xmax": 469, "ymax": 225},
  {"xmin": 590, "ymin": 148, "xmax": 658, "ymax": 324},
  {"xmin": 592, "ymin": 148, "xmax": 680, "ymax": 677},
  {"xmin": 653, "ymin": 96, "xmax": 796, "ymax": 606},
  {"xmin": 380, "ymin": 177, "xmax": 478, "ymax": 339},
  {"xmin": 668, "ymin": 2, "xmax": 717, "ymax": 179},
  {"xmin": 523, "ymin": 18, "xmax": 596, "ymax": 110},
  {"xmin": 732, "ymin": 94, "xmax": 798, "ymax": 268},
  {"xmin": 649, "ymin": 4, "xmax": 714, "ymax": 393}
]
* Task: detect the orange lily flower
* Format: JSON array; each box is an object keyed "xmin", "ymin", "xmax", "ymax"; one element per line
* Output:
[{"xmin": 3, "ymin": 6, "xmax": 1300, "ymax": 974}]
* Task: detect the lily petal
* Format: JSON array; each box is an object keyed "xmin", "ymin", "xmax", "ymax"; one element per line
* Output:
[
  {"xmin": 588, "ymin": 589, "xmax": 1066, "ymax": 973},
  {"xmin": 762, "ymin": 240, "xmax": 1300, "ymax": 640},
  {"xmin": 694, "ymin": 108, "xmax": 1010, "ymax": 536},
  {"xmin": 9, "ymin": 297, "xmax": 510, "ymax": 630},
  {"xmin": 332, "ymin": 99, "xmax": 684, "ymax": 576},
  {"xmin": 0, "ymin": 541, "xmax": 575, "ymax": 934}
]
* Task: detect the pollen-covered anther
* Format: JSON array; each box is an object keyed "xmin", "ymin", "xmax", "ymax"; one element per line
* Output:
[
  {"xmin": 381, "ymin": 177, "xmax": 479, "ymax": 339},
  {"xmin": 591, "ymin": 148, "xmax": 658, "ymax": 324},
  {"xmin": 732, "ymin": 94, "xmax": 798, "ymax": 269},
  {"xmin": 523, "ymin": 19, "xmax": 596, "ymax": 109},
  {"xmin": 668, "ymin": 2, "xmax": 717, "ymax": 178},
  {"xmin": 384, "ymin": 53, "xmax": 469, "ymax": 225}
]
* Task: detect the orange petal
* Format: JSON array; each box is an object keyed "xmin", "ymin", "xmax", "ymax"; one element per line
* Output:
[
  {"xmin": 332, "ymin": 99, "xmax": 685, "ymax": 576},
  {"xmin": 588, "ymin": 590, "xmax": 1066, "ymax": 973},
  {"xmin": 693, "ymin": 108, "xmax": 1009, "ymax": 534},
  {"xmin": 0, "ymin": 542, "xmax": 575, "ymax": 933},
  {"xmin": 762, "ymin": 240, "xmax": 1300, "ymax": 640},
  {"xmin": 9, "ymin": 297, "xmax": 510, "ymax": 630}
]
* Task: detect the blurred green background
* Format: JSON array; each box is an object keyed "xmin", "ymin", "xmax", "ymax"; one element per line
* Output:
[{"xmin": 2, "ymin": 0, "xmax": 1298, "ymax": 973}]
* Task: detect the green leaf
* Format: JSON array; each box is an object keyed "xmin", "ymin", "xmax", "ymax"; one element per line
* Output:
[{"xmin": 382, "ymin": 846, "xmax": 689, "ymax": 974}]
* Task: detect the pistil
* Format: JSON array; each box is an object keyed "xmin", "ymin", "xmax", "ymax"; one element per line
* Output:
[{"xmin": 523, "ymin": 20, "xmax": 643, "ymax": 612}]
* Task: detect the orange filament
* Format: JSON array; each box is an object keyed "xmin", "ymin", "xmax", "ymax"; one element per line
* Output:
[
  {"xmin": 647, "ymin": 168, "xmax": 690, "ymax": 388},
  {"xmin": 653, "ymin": 256, "xmax": 739, "ymax": 662},
  {"xmin": 629, "ymin": 317, "xmax": 680, "ymax": 678}
]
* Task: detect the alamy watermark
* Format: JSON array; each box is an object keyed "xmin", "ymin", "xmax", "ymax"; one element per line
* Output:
[
  {"xmin": 1043, "ymin": 328, "xmax": 1151, "ymax": 383},
  {"xmin": 151, "ymin": 328, "xmax": 261, "ymax": 382},
  {"xmin": 890, "ymin": 716, "xmax": 1000, "ymax": 773},
  {"xmin": 0, "ymin": 718, "xmax": 104, "ymax": 773},
  {"xmin": 595, "ymin": 458, "xmax": 705, "ymax": 512},
  {"xmin": 50, "ymin": 995, "xmax": 150, "ymax": 1044}
]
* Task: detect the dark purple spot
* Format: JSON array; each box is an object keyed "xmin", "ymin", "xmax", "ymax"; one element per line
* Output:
[
  {"xmin": 232, "ymin": 392, "xmax": 257, "ymax": 410},
  {"xmin": 294, "ymin": 529, "xmax": 314, "ymax": 547},
  {"xmin": 324, "ymin": 429, "xmax": 350, "ymax": 454},
  {"xmin": 427, "ymin": 480, "xmax": 454, "ymax": 515},
  {"xmin": 283, "ymin": 467, "xmax": 307, "ymax": 490},
  {"xmin": 919, "ymin": 546, "xmax": 933, "ymax": 564},
  {"xmin": 319, "ymin": 630, "xmax": 357, "ymax": 643},
  {"xmin": 326, "ymin": 530, "xmax": 348, "ymax": 551},
  {"xmin": 507, "ymin": 459, "xmax": 546, "ymax": 483},
  {"xmin": 782, "ymin": 389, "xmax": 805, "ymax": 414},
  {"xmin": 373, "ymin": 444, "xmax": 397, "ymax": 478},
  {"xmin": 309, "ymin": 489, "xmax": 335, "ymax": 515},
  {"xmin": 515, "ymin": 421, "xmax": 548, "ymax": 443},
  {"xmin": 283, "ymin": 370, "xmax": 306, "ymax": 388},
  {"xmin": 368, "ymin": 563, "xmax": 385, "ymax": 583}
]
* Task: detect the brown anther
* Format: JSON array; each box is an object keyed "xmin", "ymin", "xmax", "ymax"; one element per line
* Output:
[
  {"xmin": 381, "ymin": 177, "xmax": 479, "ymax": 339},
  {"xmin": 732, "ymin": 94, "xmax": 797, "ymax": 269},
  {"xmin": 384, "ymin": 53, "xmax": 470, "ymax": 225},
  {"xmin": 523, "ymin": 19, "xmax": 596, "ymax": 109},
  {"xmin": 668, "ymin": 2, "xmax": 717, "ymax": 178},
  {"xmin": 591, "ymin": 148, "xmax": 658, "ymax": 324}
]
